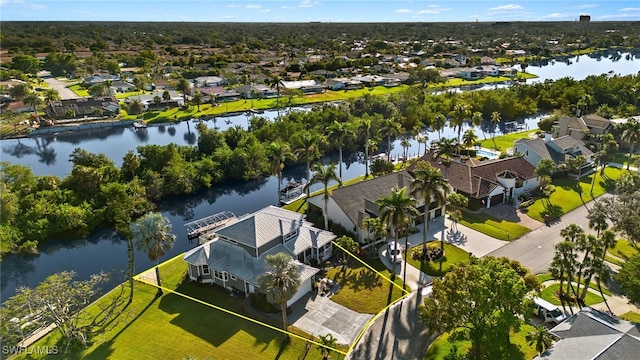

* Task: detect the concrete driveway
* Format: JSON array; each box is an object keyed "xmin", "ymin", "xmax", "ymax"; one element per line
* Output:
[
  {"xmin": 290, "ymin": 292, "xmax": 372, "ymax": 345},
  {"xmin": 41, "ymin": 76, "xmax": 80, "ymax": 100}
]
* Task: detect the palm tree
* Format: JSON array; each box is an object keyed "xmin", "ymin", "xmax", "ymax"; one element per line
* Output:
[
  {"xmin": 318, "ymin": 333, "xmax": 337, "ymax": 360},
  {"xmin": 471, "ymin": 111, "xmax": 486, "ymax": 140},
  {"xmin": 536, "ymin": 159, "xmax": 557, "ymax": 179},
  {"xmin": 410, "ymin": 161, "xmax": 447, "ymax": 252},
  {"xmin": 132, "ymin": 212, "xmax": 176, "ymax": 296},
  {"xmin": 462, "ymin": 129, "xmax": 478, "ymax": 151},
  {"xmin": 104, "ymin": 79, "xmax": 113, "ymax": 95},
  {"xmin": 257, "ymin": 252, "xmax": 301, "ymax": 338},
  {"xmin": 379, "ymin": 118, "xmax": 402, "ymax": 161},
  {"xmin": 293, "ymin": 131, "xmax": 323, "ymax": 195},
  {"xmin": 417, "ymin": 134, "xmax": 428, "ymax": 157},
  {"xmin": 549, "ymin": 240, "xmax": 577, "ymax": 309},
  {"xmin": 434, "ymin": 138, "xmax": 459, "ymax": 180},
  {"xmin": 591, "ymin": 255, "xmax": 613, "ymax": 313},
  {"xmin": 43, "ymin": 88, "xmax": 61, "ymax": 104},
  {"xmin": 192, "ymin": 91, "xmax": 202, "ymax": 112},
  {"xmin": 490, "ymin": 111, "xmax": 502, "ymax": 148},
  {"xmin": 376, "ymin": 187, "xmax": 419, "ymax": 285},
  {"xmin": 23, "ymin": 92, "xmax": 41, "ymax": 115},
  {"xmin": 449, "ymin": 103, "xmax": 471, "ymax": 141},
  {"xmin": 573, "ymin": 155, "xmax": 588, "ymax": 181},
  {"xmin": 327, "ymin": 121, "xmax": 354, "ymax": 179},
  {"xmin": 305, "ymin": 163, "xmax": 342, "ymax": 230},
  {"xmin": 526, "ymin": 325, "xmax": 554, "ymax": 355},
  {"xmin": 357, "ymin": 116, "xmax": 373, "ymax": 178},
  {"xmin": 176, "ymin": 77, "xmax": 190, "ymax": 105},
  {"xmin": 622, "ymin": 118, "xmax": 640, "ymax": 170},
  {"xmin": 431, "ymin": 113, "xmax": 446, "ymax": 140},
  {"xmin": 268, "ymin": 141, "xmax": 294, "ymax": 205},
  {"xmin": 268, "ymin": 74, "xmax": 284, "ymax": 117},
  {"xmin": 400, "ymin": 138, "xmax": 411, "ymax": 163}
]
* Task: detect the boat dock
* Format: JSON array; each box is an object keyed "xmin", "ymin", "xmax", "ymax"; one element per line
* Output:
[{"xmin": 184, "ymin": 211, "xmax": 236, "ymax": 241}]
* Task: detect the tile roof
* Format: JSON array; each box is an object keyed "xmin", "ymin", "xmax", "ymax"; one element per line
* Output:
[{"xmin": 582, "ymin": 114, "xmax": 612, "ymax": 129}]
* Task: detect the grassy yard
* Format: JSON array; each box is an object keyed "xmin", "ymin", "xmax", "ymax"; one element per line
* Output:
[
  {"xmin": 457, "ymin": 210, "xmax": 531, "ymax": 240},
  {"xmin": 478, "ymin": 129, "xmax": 538, "ymax": 151},
  {"xmin": 424, "ymin": 324, "xmax": 538, "ymax": 360},
  {"xmin": 608, "ymin": 239, "xmax": 639, "ymax": 261},
  {"xmin": 68, "ymin": 84, "xmax": 90, "ymax": 97},
  {"xmin": 406, "ymin": 241, "xmax": 469, "ymax": 277},
  {"xmin": 525, "ymin": 167, "xmax": 624, "ymax": 222},
  {"xmin": 17, "ymin": 256, "xmax": 332, "ymax": 360},
  {"xmin": 539, "ymin": 283, "xmax": 604, "ymax": 307},
  {"xmin": 537, "ymin": 275, "xmax": 611, "ymax": 296},
  {"xmin": 620, "ymin": 311, "xmax": 640, "ymax": 323},
  {"xmin": 324, "ymin": 259, "xmax": 407, "ymax": 314}
]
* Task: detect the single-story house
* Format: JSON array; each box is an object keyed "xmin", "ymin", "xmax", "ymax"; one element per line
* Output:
[
  {"xmin": 416, "ymin": 152, "xmax": 539, "ymax": 209},
  {"xmin": 308, "ymin": 171, "xmax": 445, "ymax": 244},
  {"xmin": 123, "ymin": 91, "xmax": 184, "ymax": 110},
  {"xmin": 109, "ymin": 80, "xmax": 136, "ymax": 93},
  {"xmin": 325, "ymin": 78, "xmax": 364, "ymax": 91},
  {"xmin": 498, "ymin": 67, "xmax": 518, "ymax": 77},
  {"xmin": 84, "ymin": 73, "xmax": 120, "ymax": 85},
  {"xmin": 46, "ymin": 96, "xmax": 120, "ymax": 119},
  {"xmin": 351, "ymin": 75, "xmax": 387, "ymax": 87},
  {"xmin": 194, "ymin": 76, "xmax": 227, "ymax": 88},
  {"xmin": 459, "ymin": 68, "xmax": 483, "ymax": 80},
  {"xmin": 281, "ymin": 80, "xmax": 324, "ymax": 94},
  {"xmin": 536, "ymin": 307, "xmax": 640, "ymax": 359},
  {"xmin": 308, "ymin": 69, "xmax": 337, "ymax": 79},
  {"xmin": 235, "ymin": 84, "xmax": 278, "ymax": 99},
  {"xmin": 198, "ymin": 86, "xmax": 241, "ymax": 102},
  {"xmin": 184, "ymin": 206, "xmax": 335, "ymax": 306},
  {"xmin": 0, "ymin": 100, "xmax": 32, "ymax": 114},
  {"xmin": 514, "ymin": 134, "xmax": 594, "ymax": 171}
]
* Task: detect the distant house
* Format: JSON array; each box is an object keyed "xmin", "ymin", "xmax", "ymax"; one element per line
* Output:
[
  {"xmin": 351, "ymin": 75, "xmax": 387, "ymax": 87},
  {"xmin": 325, "ymin": 78, "xmax": 364, "ymax": 91},
  {"xmin": 505, "ymin": 49, "xmax": 526, "ymax": 56},
  {"xmin": 552, "ymin": 114, "xmax": 613, "ymax": 148},
  {"xmin": 109, "ymin": 80, "xmax": 136, "ymax": 93},
  {"xmin": 416, "ymin": 152, "xmax": 539, "ymax": 209},
  {"xmin": 459, "ymin": 68, "xmax": 483, "ymax": 80},
  {"xmin": 308, "ymin": 171, "xmax": 445, "ymax": 244},
  {"xmin": 194, "ymin": 76, "xmax": 227, "ymax": 88},
  {"xmin": 84, "ymin": 73, "xmax": 120, "ymax": 85},
  {"xmin": 498, "ymin": 67, "xmax": 518, "ymax": 77},
  {"xmin": 308, "ymin": 69, "xmax": 337, "ymax": 79},
  {"xmin": 199, "ymin": 86, "xmax": 240, "ymax": 102},
  {"xmin": 0, "ymin": 100, "xmax": 32, "ymax": 114},
  {"xmin": 235, "ymin": 84, "xmax": 277, "ymax": 99},
  {"xmin": 281, "ymin": 80, "xmax": 325, "ymax": 94},
  {"xmin": 514, "ymin": 134, "xmax": 595, "ymax": 171},
  {"xmin": 123, "ymin": 91, "xmax": 184, "ymax": 110},
  {"xmin": 536, "ymin": 307, "xmax": 640, "ymax": 359},
  {"xmin": 183, "ymin": 206, "xmax": 335, "ymax": 306},
  {"xmin": 46, "ymin": 96, "xmax": 120, "ymax": 119}
]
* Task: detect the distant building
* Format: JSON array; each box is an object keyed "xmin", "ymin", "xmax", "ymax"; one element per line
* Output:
[{"xmin": 579, "ymin": 15, "xmax": 591, "ymax": 22}]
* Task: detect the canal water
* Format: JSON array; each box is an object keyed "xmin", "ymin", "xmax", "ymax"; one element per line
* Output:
[{"xmin": 1, "ymin": 50, "xmax": 638, "ymax": 301}]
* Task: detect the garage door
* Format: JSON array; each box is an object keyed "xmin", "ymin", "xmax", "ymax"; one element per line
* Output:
[{"xmin": 490, "ymin": 194, "xmax": 504, "ymax": 207}]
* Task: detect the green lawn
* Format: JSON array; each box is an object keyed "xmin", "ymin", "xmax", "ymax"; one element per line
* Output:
[
  {"xmin": 478, "ymin": 129, "xmax": 538, "ymax": 151},
  {"xmin": 608, "ymin": 239, "xmax": 639, "ymax": 261},
  {"xmin": 611, "ymin": 152, "xmax": 640, "ymax": 167},
  {"xmin": 620, "ymin": 311, "xmax": 640, "ymax": 323},
  {"xmin": 18, "ymin": 256, "xmax": 330, "ymax": 360},
  {"xmin": 68, "ymin": 84, "xmax": 90, "ymax": 97},
  {"xmin": 406, "ymin": 241, "xmax": 469, "ymax": 277},
  {"xmin": 424, "ymin": 324, "xmax": 538, "ymax": 360},
  {"xmin": 539, "ymin": 283, "xmax": 604, "ymax": 306},
  {"xmin": 324, "ymin": 259, "xmax": 407, "ymax": 314},
  {"xmin": 538, "ymin": 275, "xmax": 611, "ymax": 296},
  {"xmin": 457, "ymin": 211, "xmax": 531, "ymax": 240},
  {"xmin": 526, "ymin": 167, "xmax": 623, "ymax": 222}
]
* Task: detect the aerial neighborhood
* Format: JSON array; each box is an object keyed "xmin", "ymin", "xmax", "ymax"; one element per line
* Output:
[{"xmin": 1, "ymin": 17, "xmax": 640, "ymax": 360}]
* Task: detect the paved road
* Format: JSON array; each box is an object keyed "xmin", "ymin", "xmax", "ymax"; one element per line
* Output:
[
  {"xmin": 487, "ymin": 194, "xmax": 613, "ymax": 274},
  {"xmin": 42, "ymin": 76, "xmax": 80, "ymax": 100}
]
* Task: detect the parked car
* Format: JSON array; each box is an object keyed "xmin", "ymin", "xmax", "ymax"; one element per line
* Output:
[
  {"xmin": 387, "ymin": 241, "xmax": 403, "ymax": 264},
  {"xmin": 533, "ymin": 297, "xmax": 567, "ymax": 324}
]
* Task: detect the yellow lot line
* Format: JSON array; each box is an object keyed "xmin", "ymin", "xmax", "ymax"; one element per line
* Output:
[{"xmin": 135, "ymin": 241, "xmax": 411, "ymax": 357}]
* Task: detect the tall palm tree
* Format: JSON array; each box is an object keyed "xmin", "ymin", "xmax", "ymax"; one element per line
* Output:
[
  {"xmin": 357, "ymin": 116, "xmax": 373, "ymax": 178},
  {"xmin": 318, "ymin": 333, "xmax": 337, "ymax": 360},
  {"xmin": 622, "ymin": 118, "xmax": 640, "ymax": 170},
  {"xmin": 400, "ymin": 139, "xmax": 411, "ymax": 163},
  {"xmin": 327, "ymin": 121, "xmax": 354, "ymax": 179},
  {"xmin": 293, "ymin": 131, "xmax": 323, "ymax": 195},
  {"xmin": 43, "ymin": 88, "xmax": 61, "ymax": 104},
  {"xmin": 549, "ymin": 240, "xmax": 577, "ymax": 308},
  {"xmin": 591, "ymin": 255, "xmax": 613, "ymax": 313},
  {"xmin": 431, "ymin": 113, "xmax": 446, "ymax": 141},
  {"xmin": 23, "ymin": 92, "xmax": 41, "ymax": 115},
  {"xmin": 376, "ymin": 187, "xmax": 419, "ymax": 286},
  {"xmin": 434, "ymin": 137, "xmax": 459, "ymax": 180},
  {"xmin": 490, "ymin": 111, "xmax": 502, "ymax": 147},
  {"xmin": 176, "ymin": 77, "xmax": 190, "ymax": 105},
  {"xmin": 192, "ymin": 91, "xmax": 203, "ymax": 112},
  {"xmin": 471, "ymin": 111, "xmax": 486, "ymax": 140},
  {"xmin": 410, "ymin": 161, "xmax": 447, "ymax": 252},
  {"xmin": 257, "ymin": 252, "xmax": 301, "ymax": 338},
  {"xmin": 268, "ymin": 141, "xmax": 294, "ymax": 205},
  {"xmin": 462, "ymin": 129, "xmax": 478, "ymax": 151},
  {"xmin": 449, "ymin": 103, "xmax": 471, "ymax": 141},
  {"xmin": 132, "ymin": 212, "xmax": 176, "ymax": 296},
  {"xmin": 535, "ymin": 159, "xmax": 557, "ymax": 179},
  {"xmin": 268, "ymin": 74, "xmax": 284, "ymax": 117},
  {"xmin": 305, "ymin": 163, "xmax": 342, "ymax": 230},
  {"xmin": 526, "ymin": 325, "xmax": 554, "ymax": 356},
  {"xmin": 379, "ymin": 118, "xmax": 402, "ymax": 161}
]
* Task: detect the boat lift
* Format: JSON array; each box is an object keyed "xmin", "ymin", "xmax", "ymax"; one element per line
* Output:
[{"xmin": 184, "ymin": 211, "xmax": 235, "ymax": 241}]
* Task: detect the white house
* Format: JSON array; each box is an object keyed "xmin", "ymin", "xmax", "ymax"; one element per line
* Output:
[
  {"xmin": 183, "ymin": 206, "xmax": 335, "ymax": 306},
  {"xmin": 514, "ymin": 134, "xmax": 594, "ymax": 171}
]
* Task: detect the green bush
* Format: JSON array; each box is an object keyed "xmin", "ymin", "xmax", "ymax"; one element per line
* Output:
[{"xmin": 249, "ymin": 293, "xmax": 279, "ymax": 313}]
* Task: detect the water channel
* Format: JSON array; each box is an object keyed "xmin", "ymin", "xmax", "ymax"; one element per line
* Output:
[{"xmin": 1, "ymin": 50, "xmax": 638, "ymax": 301}]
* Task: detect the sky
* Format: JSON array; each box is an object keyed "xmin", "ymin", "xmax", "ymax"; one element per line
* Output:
[{"xmin": 1, "ymin": 0, "xmax": 639, "ymax": 22}]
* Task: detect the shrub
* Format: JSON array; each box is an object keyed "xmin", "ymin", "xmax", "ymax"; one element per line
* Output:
[{"xmin": 249, "ymin": 293, "xmax": 279, "ymax": 313}]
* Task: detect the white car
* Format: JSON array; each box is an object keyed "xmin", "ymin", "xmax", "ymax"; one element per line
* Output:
[{"xmin": 387, "ymin": 241, "xmax": 403, "ymax": 264}]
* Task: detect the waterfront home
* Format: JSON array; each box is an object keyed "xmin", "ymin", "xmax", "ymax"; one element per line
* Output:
[
  {"xmin": 183, "ymin": 206, "xmax": 335, "ymax": 306},
  {"xmin": 45, "ymin": 96, "xmax": 120, "ymax": 119},
  {"xmin": 515, "ymin": 133, "xmax": 594, "ymax": 171},
  {"xmin": 552, "ymin": 113, "xmax": 613, "ymax": 149}
]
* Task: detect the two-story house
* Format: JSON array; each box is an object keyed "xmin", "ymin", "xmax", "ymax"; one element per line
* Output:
[
  {"xmin": 552, "ymin": 114, "xmax": 613, "ymax": 149},
  {"xmin": 183, "ymin": 206, "xmax": 335, "ymax": 306},
  {"xmin": 515, "ymin": 133, "xmax": 594, "ymax": 172}
]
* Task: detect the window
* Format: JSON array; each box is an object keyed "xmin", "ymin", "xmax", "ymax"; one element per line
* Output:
[
  {"xmin": 202, "ymin": 265, "xmax": 210, "ymax": 275},
  {"xmin": 214, "ymin": 270, "xmax": 229, "ymax": 281},
  {"xmin": 230, "ymin": 275, "xmax": 236, "ymax": 280}
]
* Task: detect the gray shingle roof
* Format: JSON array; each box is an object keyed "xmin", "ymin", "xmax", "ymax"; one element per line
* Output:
[{"xmin": 536, "ymin": 307, "xmax": 640, "ymax": 360}]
